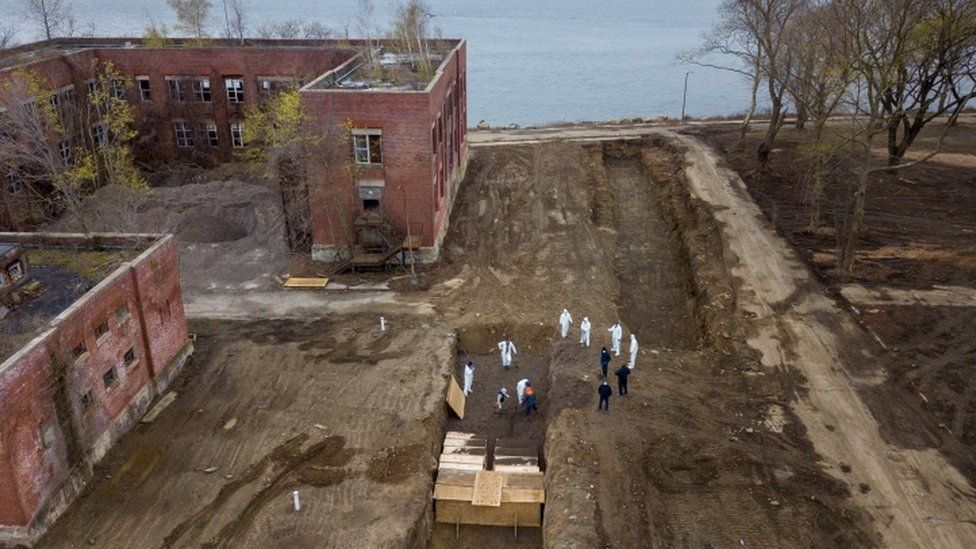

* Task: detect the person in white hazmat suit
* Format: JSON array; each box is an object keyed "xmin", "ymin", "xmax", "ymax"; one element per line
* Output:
[
  {"xmin": 579, "ymin": 317, "xmax": 592, "ymax": 347},
  {"xmin": 559, "ymin": 309, "xmax": 573, "ymax": 338},
  {"xmin": 463, "ymin": 362, "xmax": 475, "ymax": 396},
  {"xmin": 629, "ymin": 333, "xmax": 638, "ymax": 369},
  {"xmin": 498, "ymin": 336, "xmax": 517, "ymax": 369},
  {"xmin": 516, "ymin": 378, "xmax": 530, "ymax": 404},
  {"xmin": 608, "ymin": 322, "xmax": 623, "ymax": 356}
]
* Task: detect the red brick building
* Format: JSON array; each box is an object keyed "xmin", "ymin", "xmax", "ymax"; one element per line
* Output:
[
  {"xmin": 0, "ymin": 233, "xmax": 192, "ymax": 545},
  {"xmin": 0, "ymin": 38, "xmax": 468, "ymax": 262}
]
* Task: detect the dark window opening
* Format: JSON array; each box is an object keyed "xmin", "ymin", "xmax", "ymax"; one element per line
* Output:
[
  {"xmin": 363, "ymin": 199, "xmax": 380, "ymax": 212},
  {"xmin": 124, "ymin": 347, "xmax": 136, "ymax": 367},
  {"xmin": 102, "ymin": 367, "xmax": 117, "ymax": 389},
  {"xmin": 81, "ymin": 390, "xmax": 95, "ymax": 410},
  {"xmin": 95, "ymin": 320, "xmax": 109, "ymax": 339},
  {"xmin": 72, "ymin": 340, "xmax": 87, "ymax": 359}
]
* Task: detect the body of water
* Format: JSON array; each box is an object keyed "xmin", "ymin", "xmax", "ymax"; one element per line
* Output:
[{"xmin": 0, "ymin": 0, "xmax": 753, "ymax": 125}]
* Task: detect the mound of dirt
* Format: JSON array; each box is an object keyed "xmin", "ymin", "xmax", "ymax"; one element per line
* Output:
[{"xmin": 50, "ymin": 178, "xmax": 289, "ymax": 294}]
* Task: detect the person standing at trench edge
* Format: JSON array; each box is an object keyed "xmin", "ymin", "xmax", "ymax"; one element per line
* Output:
[
  {"xmin": 524, "ymin": 385, "xmax": 538, "ymax": 417},
  {"xmin": 600, "ymin": 346, "xmax": 611, "ymax": 379},
  {"xmin": 614, "ymin": 364, "xmax": 630, "ymax": 396}
]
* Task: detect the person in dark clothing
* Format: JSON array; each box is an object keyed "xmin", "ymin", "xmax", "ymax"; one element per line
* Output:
[
  {"xmin": 524, "ymin": 386, "xmax": 539, "ymax": 417},
  {"xmin": 614, "ymin": 365, "xmax": 631, "ymax": 395},
  {"xmin": 598, "ymin": 380, "xmax": 612, "ymax": 411},
  {"xmin": 599, "ymin": 347, "xmax": 611, "ymax": 378}
]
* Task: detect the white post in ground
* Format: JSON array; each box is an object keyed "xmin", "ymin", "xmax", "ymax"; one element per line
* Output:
[
  {"xmin": 293, "ymin": 490, "xmax": 301, "ymax": 511},
  {"xmin": 380, "ymin": 316, "xmax": 386, "ymax": 331}
]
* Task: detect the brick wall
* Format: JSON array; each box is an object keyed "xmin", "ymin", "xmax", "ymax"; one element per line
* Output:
[{"xmin": 0, "ymin": 234, "xmax": 192, "ymax": 542}]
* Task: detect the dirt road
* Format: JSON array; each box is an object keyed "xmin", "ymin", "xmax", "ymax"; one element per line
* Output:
[{"xmin": 677, "ymin": 133, "xmax": 976, "ymax": 546}]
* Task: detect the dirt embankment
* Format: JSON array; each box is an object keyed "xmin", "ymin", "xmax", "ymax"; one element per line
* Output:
[
  {"xmin": 431, "ymin": 138, "xmax": 874, "ymax": 547},
  {"xmin": 50, "ymin": 177, "xmax": 290, "ymax": 295}
]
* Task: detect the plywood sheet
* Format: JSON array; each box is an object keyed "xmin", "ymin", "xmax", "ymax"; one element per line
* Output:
[
  {"xmin": 445, "ymin": 377, "xmax": 465, "ymax": 419},
  {"xmin": 281, "ymin": 277, "xmax": 329, "ymax": 288},
  {"xmin": 435, "ymin": 501, "xmax": 542, "ymax": 527},
  {"xmin": 472, "ymin": 471, "xmax": 504, "ymax": 507}
]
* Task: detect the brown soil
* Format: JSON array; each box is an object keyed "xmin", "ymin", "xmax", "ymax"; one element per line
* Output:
[
  {"xmin": 428, "ymin": 137, "xmax": 874, "ymax": 547},
  {"xmin": 39, "ymin": 316, "xmax": 454, "ymax": 548},
  {"xmin": 695, "ymin": 122, "xmax": 976, "ymax": 487}
]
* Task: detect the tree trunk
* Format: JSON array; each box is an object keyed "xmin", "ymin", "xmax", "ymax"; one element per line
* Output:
[
  {"xmin": 757, "ymin": 96, "xmax": 782, "ymax": 171},
  {"xmin": 736, "ymin": 69, "xmax": 761, "ymax": 149},
  {"xmin": 840, "ymin": 168, "xmax": 868, "ymax": 273}
]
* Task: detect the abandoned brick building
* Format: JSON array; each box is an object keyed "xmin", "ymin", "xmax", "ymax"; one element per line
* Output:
[
  {"xmin": 0, "ymin": 38, "xmax": 468, "ymax": 264},
  {"xmin": 0, "ymin": 232, "xmax": 192, "ymax": 544}
]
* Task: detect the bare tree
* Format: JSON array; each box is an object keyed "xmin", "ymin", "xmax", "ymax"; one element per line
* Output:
[
  {"xmin": 0, "ymin": 25, "xmax": 17, "ymax": 50},
  {"xmin": 679, "ymin": 1, "xmax": 765, "ymax": 146},
  {"xmin": 22, "ymin": 0, "xmax": 73, "ymax": 40},
  {"xmin": 256, "ymin": 20, "xmax": 332, "ymax": 40},
  {"xmin": 167, "ymin": 0, "xmax": 212, "ymax": 40},
  {"xmin": 222, "ymin": 0, "xmax": 247, "ymax": 45},
  {"xmin": 390, "ymin": 0, "xmax": 435, "ymax": 76}
]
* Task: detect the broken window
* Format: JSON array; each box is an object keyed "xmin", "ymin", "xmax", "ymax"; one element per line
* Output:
[
  {"xmin": 198, "ymin": 122, "xmax": 218, "ymax": 147},
  {"xmin": 7, "ymin": 261, "xmax": 23, "ymax": 281},
  {"xmin": 94, "ymin": 319, "xmax": 109, "ymax": 339},
  {"xmin": 71, "ymin": 340, "xmax": 87, "ymax": 359},
  {"xmin": 173, "ymin": 121, "xmax": 194, "ymax": 148},
  {"xmin": 91, "ymin": 123, "xmax": 107, "ymax": 148},
  {"xmin": 123, "ymin": 347, "xmax": 136, "ymax": 367},
  {"xmin": 166, "ymin": 78, "xmax": 186, "ymax": 102},
  {"xmin": 80, "ymin": 390, "xmax": 95, "ymax": 411},
  {"xmin": 110, "ymin": 79, "xmax": 127, "ymax": 101},
  {"xmin": 40, "ymin": 420, "xmax": 57, "ymax": 449},
  {"xmin": 352, "ymin": 129, "xmax": 382, "ymax": 165},
  {"xmin": 85, "ymin": 79, "xmax": 96, "ymax": 95},
  {"xmin": 136, "ymin": 76, "xmax": 151, "ymax": 102},
  {"xmin": 230, "ymin": 122, "xmax": 244, "ymax": 149},
  {"xmin": 116, "ymin": 304, "xmax": 129, "ymax": 323},
  {"xmin": 225, "ymin": 77, "xmax": 244, "ymax": 103},
  {"xmin": 193, "ymin": 78, "xmax": 212, "ymax": 102},
  {"xmin": 58, "ymin": 139, "xmax": 71, "ymax": 166},
  {"xmin": 102, "ymin": 367, "xmax": 117, "ymax": 389}
]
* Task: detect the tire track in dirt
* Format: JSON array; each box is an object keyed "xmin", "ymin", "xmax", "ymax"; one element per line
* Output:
[{"xmin": 676, "ymin": 131, "xmax": 976, "ymax": 547}]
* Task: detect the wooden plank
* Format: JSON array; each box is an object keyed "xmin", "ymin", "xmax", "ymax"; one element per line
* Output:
[
  {"xmin": 445, "ymin": 377, "xmax": 465, "ymax": 419},
  {"xmin": 435, "ymin": 501, "xmax": 542, "ymax": 527},
  {"xmin": 141, "ymin": 392, "xmax": 177, "ymax": 423},
  {"xmin": 443, "ymin": 440, "xmax": 487, "ymax": 450},
  {"xmin": 441, "ymin": 446, "xmax": 487, "ymax": 456},
  {"xmin": 439, "ymin": 454, "xmax": 486, "ymax": 466},
  {"xmin": 494, "ymin": 447, "xmax": 538, "ymax": 458},
  {"xmin": 472, "ymin": 471, "xmax": 504, "ymax": 507},
  {"xmin": 281, "ymin": 277, "xmax": 329, "ymax": 288},
  {"xmin": 445, "ymin": 431, "xmax": 478, "ymax": 440},
  {"xmin": 438, "ymin": 463, "xmax": 485, "ymax": 472},
  {"xmin": 494, "ymin": 456, "xmax": 539, "ymax": 467},
  {"xmin": 494, "ymin": 465, "xmax": 540, "ymax": 474},
  {"xmin": 433, "ymin": 484, "xmax": 545, "ymax": 504},
  {"xmin": 435, "ymin": 469, "xmax": 478, "ymax": 487},
  {"xmin": 502, "ymin": 488, "xmax": 546, "ymax": 504},
  {"xmin": 503, "ymin": 472, "xmax": 545, "ymax": 489},
  {"xmin": 434, "ymin": 484, "xmax": 474, "ymax": 501}
]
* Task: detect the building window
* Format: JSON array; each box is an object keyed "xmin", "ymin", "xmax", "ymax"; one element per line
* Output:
[
  {"xmin": 136, "ymin": 76, "xmax": 151, "ymax": 102},
  {"xmin": 102, "ymin": 367, "xmax": 117, "ymax": 389},
  {"xmin": 80, "ymin": 390, "xmax": 95, "ymax": 411},
  {"xmin": 110, "ymin": 80, "xmax": 126, "ymax": 101},
  {"xmin": 85, "ymin": 79, "xmax": 96, "ymax": 95},
  {"xmin": 123, "ymin": 347, "xmax": 136, "ymax": 367},
  {"xmin": 225, "ymin": 78, "xmax": 244, "ymax": 103},
  {"xmin": 198, "ymin": 122, "xmax": 218, "ymax": 147},
  {"xmin": 352, "ymin": 130, "xmax": 382, "ymax": 165},
  {"xmin": 230, "ymin": 122, "xmax": 244, "ymax": 148},
  {"xmin": 7, "ymin": 261, "xmax": 23, "ymax": 281},
  {"xmin": 40, "ymin": 420, "xmax": 57, "ymax": 449},
  {"xmin": 193, "ymin": 78, "xmax": 212, "ymax": 102},
  {"xmin": 173, "ymin": 121, "xmax": 194, "ymax": 148},
  {"xmin": 116, "ymin": 304, "xmax": 129, "ymax": 323},
  {"xmin": 58, "ymin": 139, "xmax": 71, "ymax": 166},
  {"xmin": 91, "ymin": 123, "xmax": 107, "ymax": 148},
  {"xmin": 94, "ymin": 319, "xmax": 109, "ymax": 339},
  {"xmin": 166, "ymin": 78, "xmax": 186, "ymax": 102},
  {"xmin": 71, "ymin": 340, "xmax": 87, "ymax": 359}
]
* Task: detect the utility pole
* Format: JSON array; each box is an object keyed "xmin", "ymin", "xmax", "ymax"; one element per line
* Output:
[{"xmin": 681, "ymin": 71, "xmax": 692, "ymax": 122}]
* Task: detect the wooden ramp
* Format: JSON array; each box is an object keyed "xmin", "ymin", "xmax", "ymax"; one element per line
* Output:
[
  {"xmin": 434, "ymin": 433, "xmax": 545, "ymax": 528},
  {"xmin": 281, "ymin": 277, "xmax": 329, "ymax": 289}
]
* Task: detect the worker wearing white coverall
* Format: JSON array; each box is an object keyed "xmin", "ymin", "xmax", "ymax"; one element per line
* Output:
[
  {"xmin": 463, "ymin": 362, "xmax": 475, "ymax": 396},
  {"xmin": 579, "ymin": 317, "xmax": 592, "ymax": 347},
  {"xmin": 498, "ymin": 337, "xmax": 517, "ymax": 369},
  {"xmin": 609, "ymin": 322, "xmax": 623, "ymax": 356},
  {"xmin": 559, "ymin": 309, "xmax": 573, "ymax": 338},
  {"xmin": 629, "ymin": 334, "xmax": 638, "ymax": 369},
  {"xmin": 516, "ymin": 378, "xmax": 530, "ymax": 404}
]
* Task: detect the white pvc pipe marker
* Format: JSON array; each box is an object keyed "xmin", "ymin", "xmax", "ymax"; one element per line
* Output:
[
  {"xmin": 293, "ymin": 490, "xmax": 301, "ymax": 512},
  {"xmin": 380, "ymin": 316, "xmax": 386, "ymax": 331}
]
